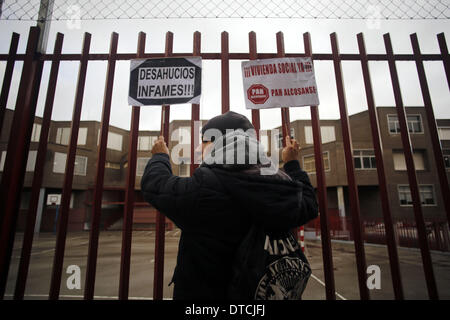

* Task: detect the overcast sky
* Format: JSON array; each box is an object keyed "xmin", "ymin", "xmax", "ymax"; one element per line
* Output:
[{"xmin": 0, "ymin": 12, "xmax": 449, "ymax": 131}]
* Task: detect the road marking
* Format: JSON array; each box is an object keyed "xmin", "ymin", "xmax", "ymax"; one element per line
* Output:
[
  {"xmin": 310, "ymin": 273, "xmax": 347, "ymax": 300},
  {"xmin": 4, "ymin": 293, "xmax": 172, "ymax": 300}
]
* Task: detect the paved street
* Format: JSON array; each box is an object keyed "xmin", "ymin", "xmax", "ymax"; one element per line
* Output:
[{"xmin": 4, "ymin": 230, "xmax": 450, "ymax": 300}]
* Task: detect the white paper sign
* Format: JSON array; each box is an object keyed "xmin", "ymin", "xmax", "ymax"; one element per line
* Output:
[
  {"xmin": 242, "ymin": 57, "xmax": 320, "ymax": 109},
  {"xmin": 128, "ymin": 57, "xmax": 202, "ymax": 106}
]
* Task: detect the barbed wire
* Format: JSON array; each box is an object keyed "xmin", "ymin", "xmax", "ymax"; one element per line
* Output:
[{"xmin": 0, "ymin": 0, "xmax": 449, "ymax": 21}]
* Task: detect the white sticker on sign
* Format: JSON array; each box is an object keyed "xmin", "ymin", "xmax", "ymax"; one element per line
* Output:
[{"xmin": 242, "ymin": 57, "xmax": 320, "ymax": 110}]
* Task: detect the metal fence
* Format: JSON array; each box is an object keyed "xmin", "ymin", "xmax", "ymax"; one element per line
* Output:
[
  {"xmin": 306, "ymin": 217, "xmax": 450, "ymax": 252},
  {"xmin": 0, "ymin": 25, "xmax": 449, "ymax": 301},
  {"xmin": 0, "ymin": 0, "xmax": 449, "ymax": 20}
]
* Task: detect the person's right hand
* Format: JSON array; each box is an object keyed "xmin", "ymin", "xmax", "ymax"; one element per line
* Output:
[
  {"xmin": 151, "ymin": 136, "xmax": 169, "ymax": 155},
  {"xmin": 282, "ymin": 135, "xmax": 300, "ymax": 163}
]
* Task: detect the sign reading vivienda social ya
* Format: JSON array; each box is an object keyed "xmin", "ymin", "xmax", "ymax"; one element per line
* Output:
[
  {"xmin": 128, "ymin": 57, "xmax": 202, "ymax": 106},
  {"xmin": 242, "ymin": 57, "xmax": 319, "ymax": 109}
]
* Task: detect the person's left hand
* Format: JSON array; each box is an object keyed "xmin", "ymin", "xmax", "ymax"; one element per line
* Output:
[
  {"xmin": 151, "ymin": 136, "xmax": 169, "ymax": 155},
  {"xmin": 282, "ymin": 135, "xmax": 300, "ymax": 163}
]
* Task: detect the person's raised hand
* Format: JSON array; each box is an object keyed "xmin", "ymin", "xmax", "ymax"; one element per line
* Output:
[
  {"xmin": 151, "ymin": 136, "xmax": 169, "ymax": 155},
  {"xmin": 282, "ymin": 135, "xmax": 300, "ymax": 163}
]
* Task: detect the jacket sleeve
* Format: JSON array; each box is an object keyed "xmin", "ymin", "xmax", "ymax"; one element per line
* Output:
[
  {"xmin": 283, "ymin": 159, "xmax": 319, "ymax": 226},
  {"xmin": 140, "ymin": 153, "xmax": 201, "ymax": 229}
]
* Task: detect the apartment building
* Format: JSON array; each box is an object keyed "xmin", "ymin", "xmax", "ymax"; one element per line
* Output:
[
  {"xmin": 273, "ymin": 106, "xmax": 450, "ymax": 221},
  {"xmin": 1, "ymin": 106, "xmax": 449, "ymax": 232}
]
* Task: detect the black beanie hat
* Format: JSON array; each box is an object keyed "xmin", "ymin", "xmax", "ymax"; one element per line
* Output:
[{"xmin": 201, "ymin": 111, "xmax": 255, "ymax": 142}]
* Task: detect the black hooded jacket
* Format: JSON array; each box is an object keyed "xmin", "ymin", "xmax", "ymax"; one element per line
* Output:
[{"xmin": 140, "ymin": 151, "xmax": 318, "ymax": 300}]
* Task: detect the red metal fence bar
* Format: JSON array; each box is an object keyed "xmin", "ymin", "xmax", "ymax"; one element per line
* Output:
[
  {"xmin": 0, "ymin": 32, "xmax": 19, "ymax": 137},
  {"xmin": 221, "ymin": 32, "xmax": 230, "ymax": 114},
  {"xmin": 84, "ymin": 32, "xmax": 119, "ymax": 300},
  {"xmin": 14, "ymin": 33, "xmax": 64, "ymax": 300},
  {"xmin": 153, "ymin": 32, "xmax": 174, "ymax": 300},
  {"xmin": 49, "ymin": 32, "xmax": 91, "ymax": 300},
  {"xmin": 191, "ymin": 31, "xmax": 201, "ymax": 174},
  {"xmin": 411, "ymin": 33, "xmax": 450, "ymax": 227},
  {"xmin": 357, "ymin": 32, "xmax": 404, "ymax": 300},
  {"xmin": 330, "ymin": 32, "xmax": 369, "ymax": 300},
  {"xmin": 303, "ymin": 32, "xmax": 336, "ymax": 300},
  {"xmin": 276, "ymin": 32, "xmax": 291, "ymax": 148},
  {"xmin": 0, "ymin": 26, "xmax": 43, "ymax": 299},
  {"xmin": 118, "ymin": 32, "xmax": 146, "ymax": 300},
  {"xmin": 384, "ymin": 33, "xmax": 438, "ymax": 300},
  {"xmin": 249, "ymin": 32, "xmax": 261, "ymax": 140},
  {"xmin": 437, "ymin": 33, "xmax": 450, "ymax": 89},
  {"xmin": 276, "ymin": 31, "xmax": 299, "ymax": 241}
]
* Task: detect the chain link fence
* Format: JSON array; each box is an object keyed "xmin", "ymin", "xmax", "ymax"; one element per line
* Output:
[{"xmin": 0, "ymin": 0, "xmax": 449, "ymax": 21}]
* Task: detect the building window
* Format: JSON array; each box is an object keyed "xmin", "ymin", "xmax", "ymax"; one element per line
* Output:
[
  {"xmin": 56, "ymin": 127, "xmax": 87, "ymax": 145},
  {"xmin": 438, "ymin": 127, "xmax": 450, "ymax": 140},
  {"xmin": 74, "ymin": 156, "xmax": 87, "ymax": 176},
  {"xmin": 137, "ymin": 157, "xmax": 151, "ymax": 176},
  {"xmin": 354, "ymin": 150, "xmax": 376, "ymax": 169},
  {"xmin": 56, "ymin": 127, "xmax": 70, "ymax": 145},
  {"xmin": 78, "ymin": 128, "xmax": 87, "ymax": 145},
  {"xmin": 138, "ymin": 136, "xmax": 158, "ymax": 151},
  {"xmin": 388, "ymin": 114, "xmax": 423, "ymax": 134},
  {"xmin": 444, "ymin": 149, "xmax": 450, "ymax": 169},
  {"xmin": 98, "ymin": 130, "xmax": 123, "ymax": 151},
  {"xmin": 393, "ymin": 150, "xmax": 426, "ymax": 171},
  {"xmin": 31, "ymin": 123, "xmax": 41, "ymax": 142},
  {"xmin": 0, "ymin": 150, "xmax": 37, "ymax": 172},
  {"xmin": 398, "ymin": 185, "xmax": 436, "ymax": 206},
  {"xmin": 53, "ymin": 152, "xmax": 87, "ymax": 176},
  {"xmin": 304, "ymin": 126, "xmax": 335, "ymax": 144},
  {"xmin": 302, "ymin": 152, "xmax": 330, "ymax": 173}
]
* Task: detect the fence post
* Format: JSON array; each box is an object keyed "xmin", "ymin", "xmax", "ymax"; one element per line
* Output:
[
  {"xmin": 393, "ymin": 222, "xmax": 400, "ymax": 247},
  {"xmin": 0, "ymin": 32, "xmax": 19, "ymax": 137},
  {"xmin": 0, "ymin": 26, "xmax": 42, "ymax": 299},
  {"xmin": 437, "ymin": 33, "xmax": 450, "ymax": 90},
  {"xmin": 410, "ymin": 33, "xmax": 450, "ymax": 228},
  {"xmin": 442, "ymin": 223, "xmax": 450, "ymax": 251},
  {"xmin": 357, "ymin": 32, "xmax": 404, "ymax": 300},
  {"xmin": 49, "ymin": 32, "xmax": 91, "ymax": 300},
  {"xmin": 118, "ymin": 31, "xmax": 146, "ymax": 300},
  {"xmin": 330, "ymin": 32, "xmax": 369, "ymax": 300},
  {"xmin": 275, "ymin": 32, "xmax": 291, "ymax": 149},
  {"xmin": 303, "ymin": 32, "xmax": 336, "ymax": 301},
  {"xmin": 384, "ymin": 33, "xmax": 438, "ymax": 300},
  {"xmin": 221, "ymin": 32, "xmax": 230, "ymax": 114},
  {"xmin": 153, "ymin": 31, "xmax": 174, "ymax": 300},
  {"xmin": 84, "ymin": 32, "xmax": 119, "ymax": 300},
  {"xmin": 191, "ymin": 31, "xmax": 201, "ymax": 174},
  {"xmin": 14, "ymin": 32, "xmax": 64, "ymax": 300},
  {"xmin": 248, "ymin": 32, "xmax": 261, "ymax": 140}
]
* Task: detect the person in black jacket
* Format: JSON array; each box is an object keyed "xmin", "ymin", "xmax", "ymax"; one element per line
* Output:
[{"xmin": 141, "ymin": 111, "xmax": 318, "ymax": 300}]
